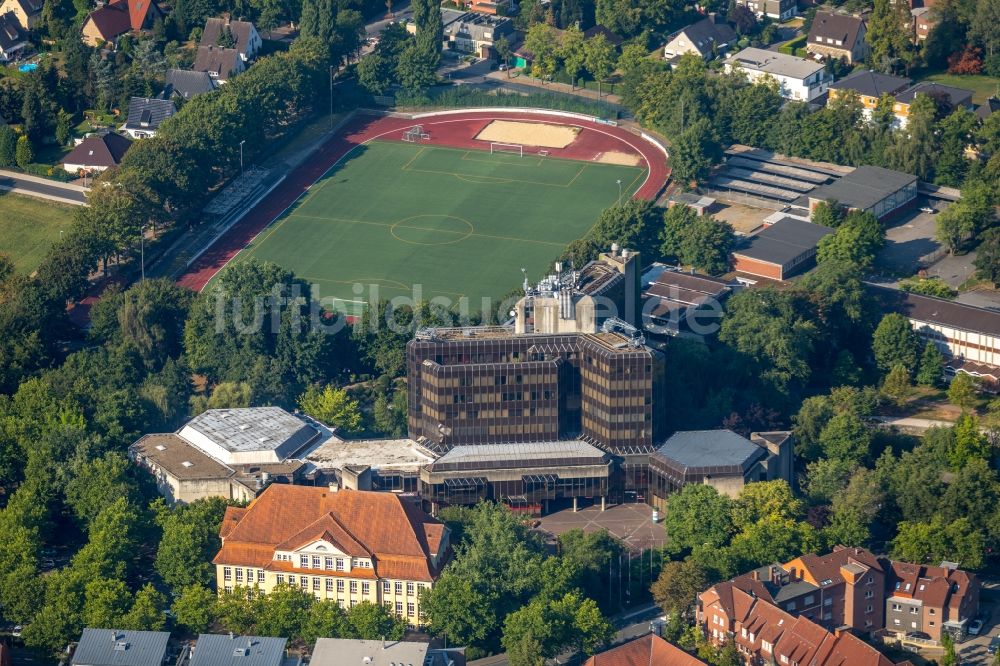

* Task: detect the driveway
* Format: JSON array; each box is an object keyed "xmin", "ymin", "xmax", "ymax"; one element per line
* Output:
[
  {"xmin": 0, "ymin": 169, "xmax": 87, "ymax": 205},
  {"xmin": 959, "ymin": 597, "xmax": 997, "ymax": 664}
]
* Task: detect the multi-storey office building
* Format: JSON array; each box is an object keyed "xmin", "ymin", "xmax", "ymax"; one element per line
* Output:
[{"xmin": 407, "ymin": 327, "xmax": 666, "ymax": 453}]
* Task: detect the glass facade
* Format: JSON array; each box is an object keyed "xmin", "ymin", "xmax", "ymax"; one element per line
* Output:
[{"xmin": 407, "ymin": 329, "xmax": 665, "ymax": 454}]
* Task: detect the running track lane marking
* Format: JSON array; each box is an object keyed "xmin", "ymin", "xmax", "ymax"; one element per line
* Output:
[{"xmin": 186, "ymin": 113, "xmax": 665, "ymax": 292}]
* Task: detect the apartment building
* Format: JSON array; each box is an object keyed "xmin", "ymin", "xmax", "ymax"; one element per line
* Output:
[
  {"xmin": 827, "ymin": 71, "xmax": 912, "ymax": 119},
  {"xmin": 699, "ymin": 547, "xmax": 886, "ymax": 635},
  {"xmin": 699, "ymin": 583, "xmax": 895, "ymax": 665},
  {"xmin": 724, "ymin": 48, "xmax": 829, "ymax": 101},
  {"xmin": 213, "ymin": 484, "xmax": 449, "ymax": 627},
  {"xmin": 885, "ymin": 561, "xmax": 980, "ymax": 642}
]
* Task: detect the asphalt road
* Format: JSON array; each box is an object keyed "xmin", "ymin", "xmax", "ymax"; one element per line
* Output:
[
  {"xmin": 0, "ymin": 172, "xmax": 86, "ymax": 205},
  {"xmin": 365, "ymin": 1, "xmax": 413, "ymax": 36}
]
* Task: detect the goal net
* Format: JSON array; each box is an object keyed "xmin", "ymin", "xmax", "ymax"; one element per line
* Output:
[
  {"xmin": 490, "ymin": 142, "xmax": 524, "ymax": 156},
  {"xmin": 402, "ymin": 125, "xmax": 426, "ymax": 142}
]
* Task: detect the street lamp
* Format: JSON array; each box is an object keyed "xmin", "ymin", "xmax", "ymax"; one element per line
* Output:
[
  {"xmin": 616, "ymin": 179, "xmax": 622, "ymax": 205},
  {"xmin": 330, "ymin": 65, "xmax": 336, "ymax": 130},
  {"xmin": 239, "ymin": 139, "xmax": 246, "ymax": 182},
  {"xmin": 140, "ymin": 224, "xmax": 145, "ymax": 281}
]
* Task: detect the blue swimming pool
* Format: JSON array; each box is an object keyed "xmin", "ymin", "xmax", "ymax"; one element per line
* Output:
[{"xmin": 18, "ymin": 63, "xmax": 37, "ymax": 72}]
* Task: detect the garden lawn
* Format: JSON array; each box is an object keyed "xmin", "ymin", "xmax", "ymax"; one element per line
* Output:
[{"xmin": 0, "ymin": 191, "xmax": 74, "ymax": 272}]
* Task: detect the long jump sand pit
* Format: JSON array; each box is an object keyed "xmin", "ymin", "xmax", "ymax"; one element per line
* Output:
[
  {"xmin": 596, "ymin": 151, "xmax": 642, "ymax": 166},
  {"xmin": 475, "ymin": 120, "xmax": 580, "ymax": 148}
]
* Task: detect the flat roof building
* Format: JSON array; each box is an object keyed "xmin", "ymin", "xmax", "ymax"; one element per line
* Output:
[
  {"xmin": 731, "ymin": 217, "xmax": 833, "ymax": 280},
  {"xmin": 407, "ymin": 326, "xmax": 665, "ymax": 456},
  {"xmin": 130, "ymin": 407, "xmax": 322, "ymax": 504},
  {"xmin": 305, "ymin": 436, "xmax": 438, "ymax": 493},
  {"xmin": 642, "ymin": 265, "xmax": 734, "ymax": 339},
  {"xmin": 180, "ymin": 407, "xmax": 319, "ymax": 466},
  {"xmin": 420, "ymin": 440, "xmax": 612, "ymax": 514},
  {"xmin": 808, "ymin": 165, "xmax": 917, "ymax": 221},
  {"xmin": 71, "ymin": 629, "xmax": 170, "ymax": 666},
  {"xmin": 649, "ymin": 429, "xmax": 793, "ymax": 505},
  {"xmin": 310, "ymin": 639, "xmax": 464, "ymax": 666}
]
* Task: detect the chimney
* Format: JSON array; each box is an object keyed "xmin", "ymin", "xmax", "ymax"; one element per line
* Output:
[
  {"xmin": 229, "ymin": 632, "xmax": 234, "ymax": 640},
  {"xmin": 328, "ymin": 482, "xmax": 339, "ymax": 493},
  {"xmin": 752, "ymin": 570, "xmax": 760, "ymax": 581}
]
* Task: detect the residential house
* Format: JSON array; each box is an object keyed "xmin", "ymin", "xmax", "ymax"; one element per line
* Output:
[
  {"xmin": 192, "ymin": 45, "xmax": 244, "ymax": 83},
  {"xmin": 0, "ymin": 0, "xmax": 43, "ymax": 31},
  {"xmin": 911, "ymin": 6, "xmax": 936, "ymax": 40},
  {"xmin": 129, "ymin": 406, "xmax": 319, "ymax": 504},
  {"xmin": 212, "ymin": 484, "xmax": 450, "ymax": 627},
  {"xmin": 121, "ymin": 97, "xmax": 176, "ymax": 139},
  {"xmin": 441, "ymin": 12, "xmax": 513, "ymax": 59},
  {"xmin": 873, "ymin": 285, "xmax": 1000, "ymax": 389},
  {"xmin": 827, "ymin": 70, "xmax": 911, "ymax": 118},
  {"xmin": 893, "ymin": 82, "xmax": 974, "ymax": 127},
  {"xmin": 808, "ymin": 165, "xmax": 917, "ymax": 221},
  {"xmin": 162, "ymin": 68, "xmax": 218, "ymax": 100},
  {"xmin": 583, "ymin": 24, "xmax": 624, "ymax": 47},
  {"xmin": 70, "ymin": 628, "xmax": 170, "ymax": 666},
  {"xmin": 582, "ymin": 634, "xmax": 707, "ymax": 665},
  {"xmin": 81, "ymin": 0, "xmax": 161, "ymax": 47},
  {"xmin": 735, "ymin": 0, "xmax": 796, "ymax": 21},
  {"xmin": 188, "ymin": 634, "xmax": 300, "ymax": 666},
  {"xmin": 648, "ymin": 430, "xmax": 794, "ymax": 508},
  {"xmin": 0, "ymin": 11, "xmax": 27, "ymax": 62},
  {"xmin": 975, "ymin": 96, "xmax": 999, "ymax": 122},
  {"xmin": 730, "ymin": 216, "xmax": 834, "ymax": 280},
  {"xmin": 699, "ymin": 582, "xmax": 896, "ymax": 665},
  {"xmin": 806, "ymin": 11, "xmax": 868, "ymax": 63},
  {"xmin": 724, "ymin": 47, "xmax": 829, "ymax": 101},
  {"xmin": 200, "ymin": 17, "xmax": 261, "ymax": 63},
  {"xmin": 783, "ymin": 547, "xmax": 888, "ymax": 632},
  {"xmin": 62, "ymin": 132, "xmax": 132, "ymax": 174},
  {"xmin": 885, "ymin": 561, "xmax": 980, "ymax": 642},
  {"xmin": 311, "ymin": 639, "xmax": 465, "ymax": 666},
  {"xmin": 662, "ymin": 14, "xmax": 738, "ymax": 61}
]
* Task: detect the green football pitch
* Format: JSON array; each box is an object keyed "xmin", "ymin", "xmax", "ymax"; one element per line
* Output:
[{"xmin": 229, "ymin": 140, "xmax": 647, "ymax": 312}]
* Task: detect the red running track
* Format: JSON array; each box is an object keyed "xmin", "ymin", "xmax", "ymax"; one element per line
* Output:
[{"xmin": 176, "ymin": 109, "xmax": 671, "ymax": 292}]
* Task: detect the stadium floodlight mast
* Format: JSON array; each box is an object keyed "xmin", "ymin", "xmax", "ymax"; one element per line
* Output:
[
  {"xmin": 239, "ymin": 139, "xmax": 246, "ymax": 182},
  {"xmin": 617, "ymin": 179, "xmax": 622, "ymax": 204}
]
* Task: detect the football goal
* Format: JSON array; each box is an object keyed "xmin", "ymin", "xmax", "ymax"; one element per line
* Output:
[
  {"xmin": 490, "ymin": 142, "xmax": 524, "ymax": 156},
  {"xmin": 402, "ymin": 125, "xmax": 430, "ymax": 142}
]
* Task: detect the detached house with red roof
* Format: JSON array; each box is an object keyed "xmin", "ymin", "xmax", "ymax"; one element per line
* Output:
[
  {"xmin": 81, "ymin": 0, "xmax": 161, "ymax": 47},
  {"xmin": 213, "ymin": 484, "xmax": 450, "ymax": 628}
]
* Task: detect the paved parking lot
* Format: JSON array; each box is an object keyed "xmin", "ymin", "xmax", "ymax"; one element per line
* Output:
[
  {"xmin": 877, "ymin": 201, "xmax": 946, "ymax": 275},
  {"xmin": 535, "ymin": 502, "xmax": 666, "ymax": 551}
]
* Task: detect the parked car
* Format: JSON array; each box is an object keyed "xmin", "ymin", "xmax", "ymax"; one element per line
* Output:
[
  {"xmin": 12, "ymin": 625, "xmax": 21, "ymax": 637},
  {"xmin": 920, "ymin": 206, "xmax": 936, "ymax": 214},
  {"xmin": 906, "ymin": 631, "xmax": 932, "ymax": 640},
  {"xmin": 499, "ymin": 63, "xmax": 508, "ymax": 71},
  {"xmin": 42, "ymin": 558, "xmax": 56, "ymax": 569},
  {"xmin": 969, "ymin": 619, "xmax": 985, "ymax": 635},
  {"xmin": 988, "ymin": 635, "xmax": 1000, "ymax": 655}
]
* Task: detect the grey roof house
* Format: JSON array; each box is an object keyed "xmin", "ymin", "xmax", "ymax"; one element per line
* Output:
[
  {"xmin": 163, "ymin": 69, "xmax": 218, "ymax": 100},
  {"xmin": 189, "ymin": 634, "xmax": 300, "ymax": 666},
  {"xmin": 662, "ymin": 14, "xmax": 737, "ymax": 61},
  {"xmin": 193, "ymin": 45, "xmax": 244, "ymax": 83},
  {"xmin": 200, "ymin": 17, "xmax": 261, "ymax": 62},
  {"xmin": 805, "ymin": 11, "xmax": 868, "ymax": 63},
  {"xmin": 121, "ymin": 97, "xmax": 176, "ymax": 139},
  {"xmin": 71, "ymin": 628, "xmax": 170, "ymax": 666},
  {"xmin": 62, "ymin": 132, "xmax": 133, "ymax": 173},
  {"xmin": 0, "ymin": 10, "xmax": 27, "ymax": 62}
]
